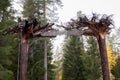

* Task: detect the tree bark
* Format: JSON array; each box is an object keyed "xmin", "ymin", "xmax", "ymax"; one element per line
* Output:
[
  {"xmin": 97, "ymin": 34, "xmax": 110, "ymax": 80},
  {"xmin": 17, "ymin": 34, "xmax": 21, "ymax": 80},
  {"xmin": 44, "ymin": 41, "xmax": 47, "ymax": 80},
  {"xmin": 20, "ymin": 34, "xmax": 29, "ymax": 80},
  {"xmin": 43, "ymin": 0, "xmax": 46, "ymax": 22}
]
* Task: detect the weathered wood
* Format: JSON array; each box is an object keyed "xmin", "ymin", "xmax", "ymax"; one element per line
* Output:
[
  {"xmin": 44, "ymin": 41, "xmax": 47, "ymax": 80},
  {"xmin": 20, "ymin": 33, "xmax": 29, "ymax": 80},
  {"xmin": 97, "ymin": 34, "xmax": 110, "ymax": 80},
  {"xmin": 33, "ymin": 29, "xmax": 83, "ymax": 37}
]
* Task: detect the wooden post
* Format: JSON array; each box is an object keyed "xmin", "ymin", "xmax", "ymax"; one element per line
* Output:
[
  {"xmin": 44, "ymin": 41, "xmax": 47, "ymax": 80},
  {"xmin": 43, "ymin": 0, "xmax": 46, "ymax": 22},
  {"xmin": 19, "ymin": 33, "xmax": 29, "ymax": 80},
  {"xmin": 97, "ymin": 34, "xmax": 110, "ymax": 80},
  {"xmin": 17, "ymin": 34, "xmax": 21, "ymax": 80}
]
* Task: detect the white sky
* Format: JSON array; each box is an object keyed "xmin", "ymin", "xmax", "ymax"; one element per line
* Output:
[
  {"xmin": 58, "ymin": 0, "xmax": 120, "ymax": 28},
  {"xmin": 53, "ymin": 0, "xmax": 120, "ymax": 53}
]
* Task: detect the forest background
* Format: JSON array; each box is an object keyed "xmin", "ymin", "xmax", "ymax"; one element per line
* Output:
[{"xmin": 0, "ymin": 0, "xmax": 120, "ymax": 80}]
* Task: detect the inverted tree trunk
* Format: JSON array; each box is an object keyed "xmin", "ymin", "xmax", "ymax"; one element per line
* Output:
[
  {"xmin": 97, "ymin": 34, "xmax": 110, "ymax": 80},
  {"xmin": 20, "ymin": 34, "xmax": 29, "ymax": 80}
]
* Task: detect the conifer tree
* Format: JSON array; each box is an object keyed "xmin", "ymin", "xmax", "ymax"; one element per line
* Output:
[
  {"xmin": 0, "ymin": 0, "xmax": 17, "ymax": 79},
  {"xmin": 62, "ymin": 36, "xmax": 86, "ymax": 80},
  {"xmin": 111, "ymin": 56, "xmax": 120, "ymax": 79},
  {"xmin": 85, "ymin": 36, "xmax": 101, "ymax": 80}
]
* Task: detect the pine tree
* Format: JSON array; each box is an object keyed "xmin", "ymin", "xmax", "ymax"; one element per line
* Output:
[
  {"xmin": 85, "ymin": 36, "xmax": 101, "ymax": 80},
  {"xmin": 62, "ymin": 36, "xmax": 86, "ymax": 80},
  {"xmin": 22, "ymin": 0, "xmax": 62, "ymax": 22},
  {"xmin": 111, "ymin": 56, "xmax": 120, "ymax": 79},
  {"xmin": 0, "ymin": 0, "xmax": 18, "ymax": 80}
]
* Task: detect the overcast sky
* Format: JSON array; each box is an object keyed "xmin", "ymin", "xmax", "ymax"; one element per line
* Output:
[{"xmin": 58, "ymin": 0, "xmax": 120, "ymax": 28}]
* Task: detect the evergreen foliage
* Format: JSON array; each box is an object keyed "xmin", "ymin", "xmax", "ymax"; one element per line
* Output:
[
  {"xmin": 85, "ymin": 36, "xmax": 101, "ymax": 80},
  {"xmin": 111, "ymin": 56, "xmax": 120, "ymax": 79},
  {"xmin": 22, "ymin": 0, "xmax": 62, "ymax": 22},
  {"xmin": 0, "ymin": 0, "xmax": 18, "ymax": 79},
  {"xmin": 62, "ymin": 36, "xmax": 86, "ymax": 80},
  {"xmin": 27, "ymin": 39, "xmax": 55, "ymax": 80}
]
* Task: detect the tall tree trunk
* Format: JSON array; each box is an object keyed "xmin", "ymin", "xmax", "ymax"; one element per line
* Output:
[
  {"xmin": 20, "ymin": 34, "xmax": 29, "ymax": 80},
  {"xmin": 43, "ymin": 0, "xmax": 46, "ymax": 22},
  {"xmin": 44, "ymin": 41, "xmax": 47, "ymax": 80},
  {"xmin": 97, "ymin": 34, "xmax": 110, "ymax": 80},
  {"xmin": 17, "ymin": 34, "xmax": 21, "ymax": 80}
]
